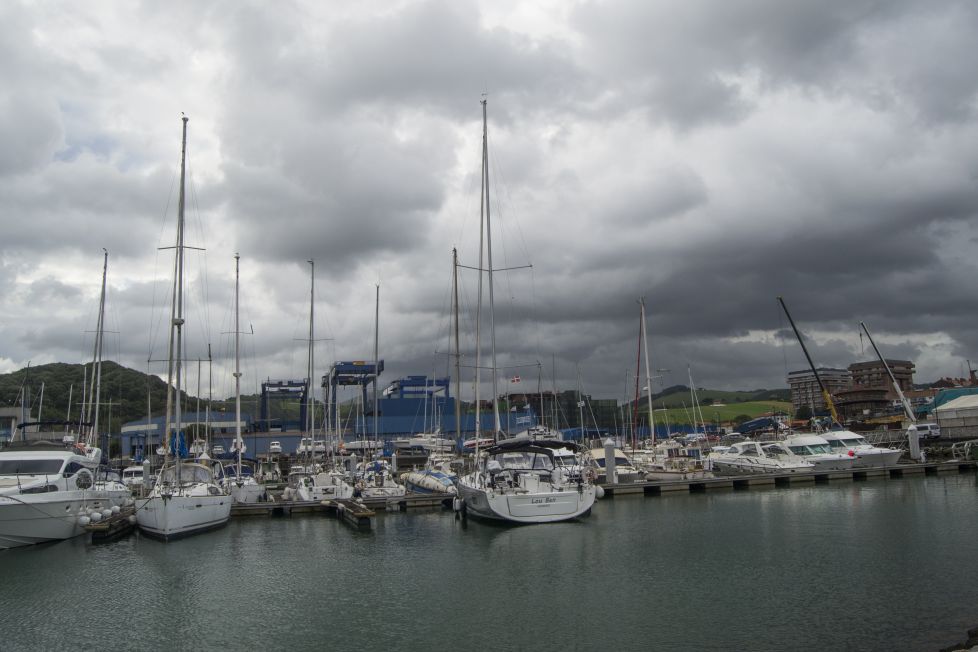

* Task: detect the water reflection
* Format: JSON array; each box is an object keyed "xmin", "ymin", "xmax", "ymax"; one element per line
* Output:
[{"xmin": 0, "ymin": 474, "xmax": 976, "ymax": 651}]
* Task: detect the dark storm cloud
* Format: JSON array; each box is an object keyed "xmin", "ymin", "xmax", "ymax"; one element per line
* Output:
[{"xmin": 2, "ymin": 0, "xmax": 978, "ymax": 396}]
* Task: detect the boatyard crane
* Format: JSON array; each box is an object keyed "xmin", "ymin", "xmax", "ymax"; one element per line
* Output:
[{"xmin": 777, "ymin": 296, "xmax": 842, "ymax": 426}]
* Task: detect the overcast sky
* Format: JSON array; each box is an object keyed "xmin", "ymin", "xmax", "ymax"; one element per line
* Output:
[{"xmin": 2, "ymin": 0, "xmax": 977, "ymax": 403}]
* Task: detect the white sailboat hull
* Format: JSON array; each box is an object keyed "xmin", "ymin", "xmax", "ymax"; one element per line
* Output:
[
  {"xmin": 457, "ymin": 481, "xmax": 595, "ymax": 524},
  {"xmin": 0, "ymin": 490, "xmax": 122, "ymax": 549},
  {"xmin": 136, "ymin": 493, "xmax": 231, "ymax": 541}
]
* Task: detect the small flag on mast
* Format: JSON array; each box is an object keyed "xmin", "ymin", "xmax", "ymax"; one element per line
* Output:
[{"xmin": 510, "ymin": 375, "xmax": 521, "ymax": 383}]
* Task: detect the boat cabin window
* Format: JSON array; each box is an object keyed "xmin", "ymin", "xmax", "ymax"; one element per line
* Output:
[
  {"xmin": 123, "ymin": 469, "xmax": 142, "ymax": 478},
  {"xmin": 766, "ymin": 444, "xmax": 789, "ymax": 455},
  {"xmin": 554, "ymin": 453, "xmax": 578, "ymax": 467},
  {"xmin": 158, "ymin": 464, "xmax": 214, "ymax": 485},
  {"xmin": 225, "ymin": 465, "xmax": 254, "ymax": 477},
  {"xmin": 491, "ymin": 451, "xmax": 554, "ymax": 471},
  {"xmin": 63, "ymin": 461, "xmax": 87, "ymax": 476},
  {"xmin": 824, "ymin": 439, "xmax": 846, "ymax": 450},
  {"xmin": 841, "ymin": 438, "xmax": 864, "ymax": 447},
  {"xmin": 738, "ymin": 443, "xmax": 762, "ymax": 456},
  {"xmin": 0, "ymin": 459, "xmax": 65, "ymax": 475},
  {"xmin": 790, "ymin": 443, "xmax": 833, "ymax": 455}
]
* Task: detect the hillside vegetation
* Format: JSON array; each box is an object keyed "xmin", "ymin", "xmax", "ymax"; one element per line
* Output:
[{"xmin": 1, "ymin": 363, "xmax": 792, "ymax": 433}]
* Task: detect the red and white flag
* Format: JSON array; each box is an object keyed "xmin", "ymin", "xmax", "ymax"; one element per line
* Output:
[{"xmin": 510, "ymin": 375, "xmax": 521, "ymax": 383}]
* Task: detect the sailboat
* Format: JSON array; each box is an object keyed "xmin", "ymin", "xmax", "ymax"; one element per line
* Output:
[
  {"xmin": 136, "ymin": 116, "xmax": 232, "ymax": 541},
  {"xmin": 455, "ymin": 99, "xmax": 597, "ymax": 523},
  {"xmin": 0, "ymin": 252, "xmax": 130, "ymax": 548},
  {"xmin": 353, "ymin": 285, "xmax": 405, "ymax": 499},
  {"xmin": 282, "ymin": 259, "xmax": 355, "ymax": 502},
  {"xmin": 222, "ymin": 254, "xmax": 265, "ymax": 504}
]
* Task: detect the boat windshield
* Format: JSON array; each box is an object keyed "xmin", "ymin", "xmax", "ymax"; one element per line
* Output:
[
  {"xmin": 736, "ymin": 443, "xmax": 763, "ymax": 456},
  {"xmin": 554, "ymin": 453, "xmax": 578, "ymax": 467},
  {"xmin": 790, "ymin": 444, "xmax": 834, "ymax": 456},
  {"xmin": 841, "ymin": 438, "xmax": 866, "ymax": 447},
  {"xmin": 225, "ymin": 465, "xmax": 254, "ymax": 478},
  {"xmin": 158, "ymin": 464, "xmax": 214, "ymax": 485},
  {"xmin": 491, "ymin": 451, "xmax": 554, "ymax": 471},
  {"xmin": 0, "ymin": 459, "xmax": 65, "ymax": 475},
  {"xmin": 824, "ymin": 439, "xmax": 847, "ymax": 450},
  {"xmin": 594, "ymin": 456, "xmax": 632, "ymax": 468}
]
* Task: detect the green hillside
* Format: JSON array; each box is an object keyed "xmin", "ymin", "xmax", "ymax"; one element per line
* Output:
[
  {"xmin": 1, "ymin": 363, "xmax": 792, "ymax": 433},
  {"xmin": 0, "ymin": 361, "xmax": 315, "ymax": 434},
  {"xmin": 0, "ymin": 361, "xmax": 177, "ymax": 434},
  {"xmin": 648, "ymin": 385, "xmax": 789, "ymax": 409},
  {"xmin": 651, "ymin": 400, "xmax": 792, "ymax": 427}
]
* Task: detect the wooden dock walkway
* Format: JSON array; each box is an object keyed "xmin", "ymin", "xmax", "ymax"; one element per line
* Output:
[
  {"xmin": 600, "ymin": 460, "xmax": 978, "ymax": 497},
  {"xmin": 322, "ymin": 499, "xmax": 375, "ymax": 530},
  {"xmin": 84, "ymin": 506, "xmax": 137, "ymax": 543}
]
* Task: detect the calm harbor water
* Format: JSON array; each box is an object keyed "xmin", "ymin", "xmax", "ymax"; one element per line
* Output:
[{"xmin": 2, "ymin": 472, "xmax": 977, "ymax": 651}]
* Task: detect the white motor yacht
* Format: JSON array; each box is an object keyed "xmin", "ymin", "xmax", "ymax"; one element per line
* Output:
[
  {"xmin": 0, "ymin": 442, "xmax": 130, "ymax": 549},
  {"xmin": 121, "ymin": 465, "xmax": 145, "ymax": 489},
  {"xmin": 819, "ymin": 430, "xmax": 903, "ymax": 467},
  {"xmin": 391, "ymin": 433, "xmax": 456, "ymax": 454},
  {"xmin": 457, "ymin": 439, "xmax": 597, "ymax": 524},
  {"xmin": 709, "ymin": 441, "xmax": 815, "ymax": 476},
  {"xmin": 639, "ymin": 439, "xmax": 713, "ymax": 481},
  {"xmin": 282, "ymin": 468, "xmax": 354, "ymax": 501},
  {"xmin": 762, "ymin": 434, "xmax": 855, "ymax": 471},
  {"xmin": 589, "ymin": 446, "xmax": 645, "ymax": 484}
]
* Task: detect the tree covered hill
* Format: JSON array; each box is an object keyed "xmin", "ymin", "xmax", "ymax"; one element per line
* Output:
[{"xmin": 0, "ymin": 361, "xmax": 176, "ymax": 434}]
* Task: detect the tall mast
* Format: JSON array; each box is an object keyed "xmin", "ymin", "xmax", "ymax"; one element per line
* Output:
[
  {"xmin": 452, "ymin": 248, "xmax": 462, "ymax": 446},
  {"xmin": 164, "ymin": 115, "xmax": 189, "ymax": 464},
  {"xmin": 640, "ymin": 298, "xmax": 656, "ymax": 445},
  {"xmin": 632, "ymin": 304, "xmax": 642, "ymax": 448},
  {"xmin": 206, "ymin": 343, "xmax": 212, "ymax": 451},
  {"xmin": 482, "ymin": 98, "xmax": 501, "ymax": 438},
  {"xmin": 307, "ymin": 259, "xmax": 315, "ymax": 464},
  {"xmin": 85, "ymin": 249, "xmax": 108, "ymax": 446},
  {"xmin": 474, "ymin": 101, "xmax": 486, "ymax": 447},
  {"xmin": 373, "ymin": 283, "xmax": 380, "ymax": 445},
  {"xmin": 777, "ymin": 296, "xmax": 841, "ymax": 425},
  {"xmin": 860, "ymin": 321, "xmax": 915, "ymax": 424},
  {"xmin": 688, "ymin": 366, "xmax": 706, "ymax": 433},
  {"xmin": 234, "ymin": 254, "xmax": 243, "ymax": 476}
]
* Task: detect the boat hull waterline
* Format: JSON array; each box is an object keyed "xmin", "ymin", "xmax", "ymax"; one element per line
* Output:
[
  {"xmin": 135, "ymin": 494, "xmax": 231, "ymax": 541},
  {"xmin": 0, "ymin": 490, "xmax": 125, "ymax": 549},
  {"xmin": 457, "ymin": 482, "xmax": 596, "ymax": 523}
]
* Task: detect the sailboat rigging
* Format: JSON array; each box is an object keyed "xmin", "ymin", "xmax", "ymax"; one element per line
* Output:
[
  {"xmin": 455, "ymin": 98, "xmax": 598, "ymax": 523},
  {"xmin": 136, "ymin": 115, "xmax": 231, "ymax": 540}
]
